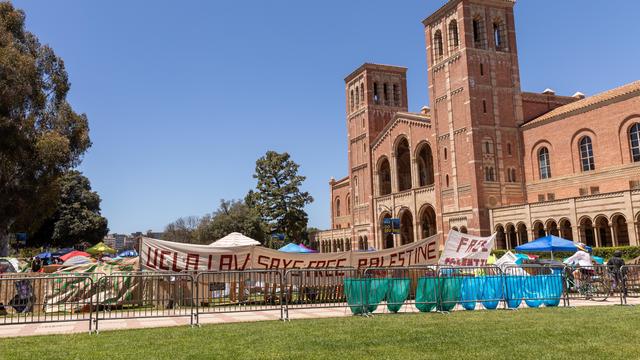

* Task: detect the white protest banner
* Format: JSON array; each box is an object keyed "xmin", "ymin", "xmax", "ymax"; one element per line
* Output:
[
  {"xmin": 438, "ymin": 230, "xmax": 495, "ymax": 267},
  {"xmin": 140, "ymin": 234, "xmax": 440, "ymax": 271}
]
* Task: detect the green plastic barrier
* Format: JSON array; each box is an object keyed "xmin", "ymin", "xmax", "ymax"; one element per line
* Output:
[
  {"xmin": 416, "ymin": 277, "xmax": 438, "ymax": 312},
  {"xmin": 386, "ymin": 278, "xmax": 411, "ymax": 313},
  {"xmin": 367, "ymin": 278, "xmax": 389, "ymax": 312},
  {"xmin": 344, "ymin": 279, "xmax": 368, "ymax": 315},
  {"xmin": 437, "ymin": 276, "xmax": 462, "ymax": 312}
]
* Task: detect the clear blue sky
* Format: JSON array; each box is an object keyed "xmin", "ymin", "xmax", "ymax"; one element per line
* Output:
[{"xmin": 12, "ymin": 0, "xmax": 640, "ymax": 234}]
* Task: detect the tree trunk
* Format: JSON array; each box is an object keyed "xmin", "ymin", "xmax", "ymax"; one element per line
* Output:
[{"xmin": 0, "ymin": 225, "xmax": 10, "ymax": 257}]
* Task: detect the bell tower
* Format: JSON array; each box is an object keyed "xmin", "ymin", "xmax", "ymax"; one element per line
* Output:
[
  {"xmin": 423, "ymin": 0, "xmax": 526, "ymax": 236},
  {"xmin": 344, "ymin": 64, "xmax": 408, "ymax": 244}
]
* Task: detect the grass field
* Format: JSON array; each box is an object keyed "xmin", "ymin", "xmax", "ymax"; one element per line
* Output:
[{"xmin": 1, "ymin": 306, "xmax": 639, "ymax": 360}]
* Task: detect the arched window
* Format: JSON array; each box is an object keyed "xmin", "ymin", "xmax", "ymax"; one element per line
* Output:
[
  {"xmin": 483, "ymin": 139, "xmax": 494, "ymax": 154},
  {"xmin": 417, "ymin": 144, "xmax": 435, "ymax": 187},
  {"xmin": 396, "ymin": 138, "xmax": 412, "ymax": 191},
  {"xmin": 538, "ymin": 147, "xmax": 551, "ymax": 179},
  {"xmin": 355, "ymin": 87, "xmax": 360, "ymax": 107},
  {"xmin": 353, "ymin": 177, "xmax": 359, "ymax": 205},
  {"xmin": 579, "ymin": 136, "xmax": 595, "ymax": 171},
  {"xmin": 630, "ymin": 123, "xmax": 640, "ymax": 162},
  {"xmin": 373, "ymin": 83, "xmax": 380, "ymax": 104},
  {"xmin": 507, "ymin": 143, "xmax": 512, "ymax": 156},
  {"xmin": 493, "ymin": 19, "xmax": 507, "ymax": 51},
  {"xmin": 445, "ymin": 174, "xmax": 450, "ymax": 187},
  {"xmin": 378, "ymin": 158, "xmax": 392, "ymax": 196},
  {"xmin": 346, "ymin": 196, "xmax": 351, "ymax": 215},
  {"xmin": 393, "ymin": 84, "xmax": 400, "ymax": 106},
  {"xmin": 350, "ymin": 90, "xmax": 354, "ymax": 111},
  {"xmin": 433, "ymin": 30, "xmax": 444, "ymax": 61},
  {"xmin": 448, "ymin": 20, "xmax": 459, "ymax": 51},
  {"xmin": 360, "ymin": 83, "xmax": 365, "ymax": 105},
  {"xmin": 472, "ymin": 16, "xmax": 485, "ymax": 48},
  {"xmin": 443, "ymin": 147, "xmax": 448, "ymax": 160},
  {"xmin": 335, "ymin": 198, "xmax": 341, "ymax": 217}
]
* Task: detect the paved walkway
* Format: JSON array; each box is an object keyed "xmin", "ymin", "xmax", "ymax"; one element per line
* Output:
[{"xmin": 0, "ymin": 297, "xmax": 636, "ymax": 338}]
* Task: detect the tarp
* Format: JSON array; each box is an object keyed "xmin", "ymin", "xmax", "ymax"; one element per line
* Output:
[
  {"xmin": 118, "ymin": 250, "xmax": 139, "ymax": 258},
  {"xmin": 278, "ymin": 243, "xmax": 305, "ymax": 253},
  {"xmin": 141, "ymin": 235, "xmax": 440, "ymax": 271},
  {"xmin": 60, "ymin": 251, "xmax": 90, "ymax": 262},
  {"xmin": 209, "ymin": 232, "xmax": 261, "ymax": 247},
  {"xmin": 62, "ymin": 256, "xmax": 92, "ymax": 266},
  {"xmin": 86, "ymin": 242, "xmax": 117, "ymax": 255},
  {"xmin": 515, "ymin": 235, "xmax": 577, "ymax": 252},
  {"xmin": 0, "ymin": 258, "xmax": 19, "ymax": 273}
]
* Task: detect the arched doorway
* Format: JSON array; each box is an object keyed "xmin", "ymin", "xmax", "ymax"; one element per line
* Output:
[
  {"xmin": 378, "ymin": 158, "xmax": 392, "ymax": 196},
  {"xmin": 381, "ymin": 213, "xmax": 394, "ymax": 249},
  {"xmin": 460, "ymin": 226, "xmax": 468, "ymax": 234},
  {"xmin": 517, "ymin": 223, "xmax": 529, "ymax": 245},
  {"xmin": 416, "ymin": 143, "xmax": 435, "ymax": 187},
  {"xmin": 495, "ymin": 225, "xmax": 506, "ymax": 249},
  {"xmin": 580, "ymin": 218, "xmax": 596, "ymax": 247},
  {"xmin": 396, "ymin": 138, "xmax": 412, "ymax": 191},
  {"xmin": 559, "ymin": 219, "xmax": 573, "ymax": 240},
  {"xmin": 419, "ymin": 205, "xmax": 437, "ymax": 239},
  {"xmin": 399, "ymin": 209, "xmax": 414, "ymax": 245},
  {"xmin": 533, "ymin": 222, "xmax": 545, "ymax": 239},
  {"xmin": 595, "ymin": 216, "xmax": 613, "ymax": 247},
  {"xmin": 547, "ymin": 220, "xmax": 559, "ymax": 237},
  {"xmin": 506, "ymin": 224, "xmax": 517, "ymax": 249},
  {"xmin": 612, "ymin": 215, "xmax": 630, "ymax": 246}
]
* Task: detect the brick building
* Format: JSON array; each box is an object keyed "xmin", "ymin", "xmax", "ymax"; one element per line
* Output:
[{"xmin": 313, "ymin": 0, "xmax": 640, "ymax": 252}]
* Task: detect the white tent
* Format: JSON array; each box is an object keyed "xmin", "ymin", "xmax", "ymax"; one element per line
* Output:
[{"xmin": 209, "ymin": 232, "xmax": 261, "ymax": 247}]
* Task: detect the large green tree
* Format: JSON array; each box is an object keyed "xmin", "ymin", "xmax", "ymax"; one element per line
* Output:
[
  {"xmin": 246, "ymin": 151, "xmax": 313, "ymax": 243},
  {"xmin": 198, "ymin": 199, "xmax": 268, "ymax": 246},
  {"xmin": 25, "ymin": 171, "xmax": 108, "ymax": 247},
  {"xmin": 0, "ymin": 3, "xmax": 91, "ymax": 255}
]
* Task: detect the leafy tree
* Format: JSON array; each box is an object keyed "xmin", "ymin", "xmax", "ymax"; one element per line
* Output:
[
  {"xmin": 0, "ymin": 3, "xmax": 91, "ymax": 255},
  {"xmin": 163, "ymin": 216, "xmax": 201, "ymax": 244},
  {"xmin": 26, "ymin": 171, "xmax": 108, "ymax": 247},
  {"xmin": 246, "ymin": 151, "xmax": 313, "ymax": 243},
  {"xmin": 198, "ymin": 199, "xmax": 268, "ymax": 246}
]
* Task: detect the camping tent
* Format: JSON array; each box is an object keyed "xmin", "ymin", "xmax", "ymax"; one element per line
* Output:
[
  {"xmin": 35, "ymin": 251, "xmax": 52, "ymax": 259},
  {"xmin": 52, "ymin": 248, "xmax": 74, "ymax": 258},
  {"xmin": 209, "ymin": 232, "xmax": 261, "ymax": 247},
  {"xmin": 298, "ymin": 244, "xmax": 318, "ymax": 253},
  {"xmin": 86, "ymin": 242, "xmax": 117, "ymax": 255},
  {"xmin": 62, "ymin": 256, "xmax": 92, "ymax": 266},
  {"xmin": 515, "ymin": 235, "xmax": 581, "ymax": 259},
  {"xmin": 279, "ymin": 243, "xmax": 304, "ymax": 253}
]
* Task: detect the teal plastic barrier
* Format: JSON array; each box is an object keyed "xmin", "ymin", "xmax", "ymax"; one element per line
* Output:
[
  {"xmin": 460, "ymin": 277, "xmax": 483, "ymax": 311},
  {"xmin": 344, "ymin": 279, "xmax": 368, "ymax": 315},
  {"xmin": 542, "ymin": 275, "xmax": 563, "ymax": 307},
  {"xmin": 367, "ymin": 278, "xmax": 389, "ymax": 312},
  {"xmin": 416, "ymin": 277, "xmax": 438, "ymax": 312},
  {"xmin": 386, "ymin": 278, "xmax": 411, "ymax": 313},
  {"xmin": 481, "ymin": 276, "xmax": 502, "ymax": 310},
  {"xmin": 505, "ymin": 276, "xmax": 525, "ymax": 309},
  {"xmin": 524, "ymin": 276, "xmax": 543, "ymax": 308},
  {"xmin": 438, "ymin": 276, "xmax": 462, "ymax": 312}
]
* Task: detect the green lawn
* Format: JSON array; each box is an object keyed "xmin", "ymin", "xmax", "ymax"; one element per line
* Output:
[{"xmin": 1, "ymin": 306, "xmax": 639, "ymax": 360}]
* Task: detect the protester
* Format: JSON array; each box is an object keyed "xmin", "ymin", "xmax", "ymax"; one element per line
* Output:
[
  {"xmin": 563, "ymin": 242, "xmax": 593, "ymax": 287},
  {"xmin": 607, "ymin": 250, "xmax": 626, "ymax": 295}
]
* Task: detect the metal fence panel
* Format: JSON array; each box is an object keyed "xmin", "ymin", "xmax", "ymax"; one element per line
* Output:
[
  {"xmin": 437, "ymin": 266, "xmax": 504, "ymax": 312},
  {"xmin": 363, "ymin": 266, "xmax": 439, "ymax": 314},
  {"xmin": 0, "ymin": 273, "xmax": 95, "ymax": 330},
  {"xmin": 503, "ymin": 265, "xmax": 565, "ymax": 309},
  {"xmin": 621, "ymin": 265, "xmax": 640, "ymax": 304},
  {"xmin": 94, "ymin": 273, "xmax": 194, "ymax": 327},
  {"xmin": 195, "ymin": 270, "xmax": 283, "ymax": 322},
  {"xmin": 562, "ymin": 265, "xmax": 613, "ymax": 303}
]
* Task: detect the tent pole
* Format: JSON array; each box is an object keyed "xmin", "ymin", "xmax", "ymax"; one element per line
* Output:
[{"xmin": 551, "ymin": 251, "xmax": 554, "ymax": 260}]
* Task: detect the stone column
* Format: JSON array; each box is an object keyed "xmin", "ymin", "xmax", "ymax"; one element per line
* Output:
[
  {"xmin": 594, "ymin": 227, "xmax": 601, "ymax": 248},
  {"xmin": 516, "ymin": 231, "xmax": 522, "ymax": 247},
  {"xmin": 609, "ymin": 225, "xmax": 616, "ymax": 247},
  {"xmin": 390, "ymin": 152, "xmax": 398, "ymax": 193}
]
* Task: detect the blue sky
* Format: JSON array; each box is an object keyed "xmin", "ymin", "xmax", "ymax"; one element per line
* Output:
[{"xmin": 12, "ymin": 0, "xmax": 640, "ymax": 234}]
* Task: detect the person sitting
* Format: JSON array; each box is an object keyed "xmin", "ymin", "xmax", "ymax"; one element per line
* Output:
[{"xmin": 563, "ymin": 242, "xmax": 593, "ymax": 288}]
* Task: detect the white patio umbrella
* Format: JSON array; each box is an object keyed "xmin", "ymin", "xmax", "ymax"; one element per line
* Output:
[{"xmin": 209, "ymin": 232, "xmax": 261, "ymax": 247}]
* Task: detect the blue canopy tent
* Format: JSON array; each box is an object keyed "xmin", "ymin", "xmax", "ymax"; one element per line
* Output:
[
  {"xmin": 515, "ymin": 235, "xmax": 583, "ymax": 260},
  {"xmin": 35, "ymin": 251, "xmax": 52, "ymax": 259},
  {"xmin": 278, "ymin": 243, "xmax": 314, "ymax": 253},
  {"xmin": 117, "ymin": 250, "xmax": 139, "ymax": 258}
]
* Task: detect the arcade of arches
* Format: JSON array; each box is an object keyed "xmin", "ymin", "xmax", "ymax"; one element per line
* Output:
[{"xmin": 493, "ymin": 213, "xmax": 636, "ymax": 250}]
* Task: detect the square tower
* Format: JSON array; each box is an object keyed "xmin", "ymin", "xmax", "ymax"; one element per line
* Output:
[
  {"xmin": 423, "ymin": 0, "xmax": 526, "ymax": 236},
  {"xmin": 343, "ymin": 64, "xmax": 408, "ymax": 244}
]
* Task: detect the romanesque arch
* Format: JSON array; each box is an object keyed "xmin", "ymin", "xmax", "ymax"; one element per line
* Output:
[
  {"xmin": 611, "ymin": 214, "xmax": 630, "ymax": 247},
  {"xmin": 546, "ymin": 219, "xmax": 559, "ymax": 237},
  {"xmin": 399, "ymin": 209, "xmax": 414, "ymax": 245},
  {"xmin": 506, "ymin": 224, "xmax": 517, "ymax": 249},
  {"xmin": 595, "ymin": 215, "xmax": 613, "ymax": 247},
  {"xmin": 495, "ymin": 225, "xmax": 506, "ymax": 249},
  {"xmin": 559, "ymin": 218, "xmax": 573, "ymax": 240},
  {"xmin": 419, "ymin": 205, "xmax": 437, "ymax": 239},
  {"xmin": 396, "ymin": 137, "xmax": 412, "ymax": 192},
  {"xmin": 579, "ymin": 217, "xmax": 596, "ymax": 247},
  {"xmin": 377, "ymin": 157, "xmax": 392, "ymax": 196},
  {"xmin": 416, "ymin": 142, "xmax": 435, "ymax": 187},
  {"xmin": 532, "ymin": 221, "xmax": 545, "ymax": 239},
  {"xmin": 517, "ymin": 223, "xmax": 529, "ymax": 244}
]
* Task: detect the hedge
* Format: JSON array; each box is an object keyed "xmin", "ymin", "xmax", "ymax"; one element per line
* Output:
[{"xmin": 492, "ymin": 246, "xmax": 640, "ymax": 261}]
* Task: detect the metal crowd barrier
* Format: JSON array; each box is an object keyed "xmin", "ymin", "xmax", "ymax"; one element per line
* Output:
[
  {"xmin": 283, "ymin": 267, "xmax": 360, "ymax": 320},
  {"xmin": 437, "ymin": 266, "xmax": 504, "ymax": 312},
  {"xmin": 620, "ymin": 265, "xmax": 640, "ymax": 305},
  {"xmin": 562, "ymin": 265, "xmax": 614, "ymax": 304},
  {"xmin": 0, "ymin": 273, "xmax": 95, "ymax": 331},
  {"xmin": 194, "ymin": 270, "xmax": 283, "ymax": 323},
  {"xmin": 362, "ymin": 266, "xmax": 439, "ymax": 314},
  {"xmin": 94, "ymin": 272, "xmax": 195, "ymax": 329}
]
